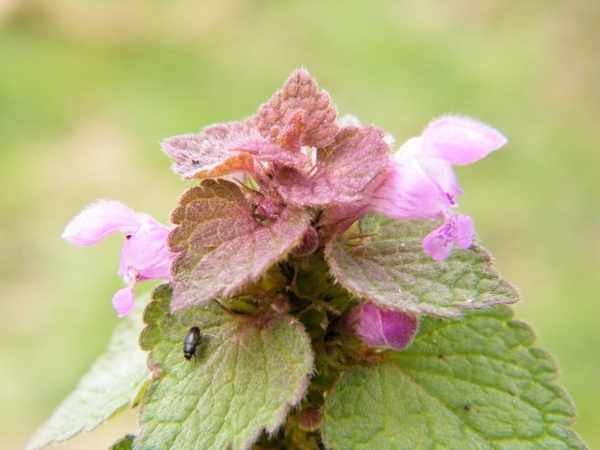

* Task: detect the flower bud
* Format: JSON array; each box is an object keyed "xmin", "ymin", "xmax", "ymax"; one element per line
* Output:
[
  {"xmin": 290, "ymin": 225, "xmax": 319, "ymax": 257},
  {"xmin": 346, "ymin": 301, "xmax": 419, "ymax": 350},
  {"xmin": 298, "ymin": 407, "xmax": 323, "ymax": 431}
]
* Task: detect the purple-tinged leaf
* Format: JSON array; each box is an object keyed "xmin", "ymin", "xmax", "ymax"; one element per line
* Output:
[
  {"xmin": 162, "ymin": 122, "xmax": 257, "ymax": 179},
  {"xmin": 325, "ymin": 213, "xmax": 518, "ymax": 317},
  {"xmin": 256, "ymin": 69, "xmax": 339, "ymax": 151},
  {"xmin": 168, "ymin": 179, "xmax": 311, "ymax": 310},
  {"xmin": 163, "ymin": 121, "xmax": 311, "ymax": 180},
  {"xmin": 277, "ymin": 126, "xmax": 390, "ymax": 206}
]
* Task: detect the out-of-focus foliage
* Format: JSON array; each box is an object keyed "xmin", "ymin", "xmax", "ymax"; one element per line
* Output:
[{"xmin": 1, "ymin": 1, "xmax": 597, "ymax": 449}]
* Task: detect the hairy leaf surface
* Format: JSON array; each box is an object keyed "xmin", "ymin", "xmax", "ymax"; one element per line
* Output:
[
  {"xmin": 326, "ymin": 213, "xmax": 518, "ymax": 317},
  {"xmin": 323, "ymin": 306, "xmax": 585, "ymax": 450},
  {"xmin": 136, "ymin": 287, "xmax": 314, "ymax": 450}
]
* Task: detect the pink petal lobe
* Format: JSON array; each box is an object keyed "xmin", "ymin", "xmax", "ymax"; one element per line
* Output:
[
  {"xmin": 422, "ymin": 213, "xmax": 474, "ymax": 260},
  {"xmin": 380, "ymin": 309, "xmax": 419, "ymax": 350},
  {"xmin": 112, "ymin": 286, "xmax": 135, "ymax": 317},
  {"xmin": 422, "ymin": 223, "xmax": 455, "ymax": 261},
  {"xmin": 454, "ymin": 214, "xmax": 475, "ymax": 248},
  {"xmin": 352, "ymin": 302, "xmax": 386, "ymax": 347},
  {"xmin": 118, "ymin": 216, "xmax": 175, "ymax": 280},
  {"xmin": 347, "ymin": 302, "xmax": 419, "ymax": 350},
  {"xmin": 420, "ymin": 116, "xmax": 507, "ymax": 165},
  {"xmin": 62, "ymin": 200, "xmax": 141, "ymax": 246},
  {"xmin": 367, "ymin": 157, "xmax": 447, "ymax": 220}
]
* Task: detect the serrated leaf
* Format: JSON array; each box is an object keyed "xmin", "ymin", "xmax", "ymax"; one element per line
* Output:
[
  {"xmin": 323, "ymin": 306, "xmax": 586, "ymax": 450},
  {"xmin": 168, "ymin": 179, "xmax": 311, "ymax": 310},
  {"xmin": 256, "ymin": 68, "xmax": 339, "ymax": 150},
  {"xmin": 26, "ymin": 297, "xmax": 150, "ymax": 450},
  {"xmin": 276, "ymin": 126, "xmax": 390, "ymax": 206},
  {"xmin": 162, "ymin": 122, "xmax": 257, "ymax": 179},
  {"xmin": 325, "ymin": 213, "xmax": 518, "ymax": 317},
  {"xmin": 162, "ymin": 121, "xmax": 309, "ymax": 180},
  {"xmin": 136, "ymin": 293, "xmax": 314, "ymax": 450}
]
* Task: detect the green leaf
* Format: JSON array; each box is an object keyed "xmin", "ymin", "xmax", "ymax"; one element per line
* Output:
[
  {"xmin": 168, "ymin": 179, "xmax": 311, "ymax": 311},
  {"xmin": 325, "ymin": 213, "xmax": 518, "ymax": 317},
  {"xmin": 323, "ymin": 306, "xmax": 586, "ymax": 450},
  {"xmin": 136, "ymin": 289, "xmax": 314, "ymax": 450},
  {"xmin": 26, "ymin": 297, "xmax": 150, "ymax": 450},
  {"xmin": 110, "ymin": 434, "xmax": 135, "ymax": 450}
]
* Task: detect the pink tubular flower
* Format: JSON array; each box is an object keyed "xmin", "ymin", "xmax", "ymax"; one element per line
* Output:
[
  {"xmin": 345, "ymin": 301, "xmax": 419, "ymax": 350},
  {"xmin": 62, "ymin": 200, "xmax": 175, "ymax": 316},
  {"xmin": 367, "ymin": 116, "xmax": 507, "ymax": 260}
]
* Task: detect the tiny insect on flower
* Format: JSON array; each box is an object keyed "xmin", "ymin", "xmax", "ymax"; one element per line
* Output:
[{"xmin": 183, "ymin": 326, "xmax": 202, "ymax": 361}]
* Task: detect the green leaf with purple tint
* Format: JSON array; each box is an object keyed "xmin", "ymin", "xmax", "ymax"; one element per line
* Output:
[
  {"xmin": 168, "ymin": 179, "xmax": 311, "ymax": 310},
  {"xmin": 325, "ymin": 213, "xmax": 518, "ymax": 317}
]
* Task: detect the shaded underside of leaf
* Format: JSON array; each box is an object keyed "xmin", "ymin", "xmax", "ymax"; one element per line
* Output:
[
  {"xmin": 323, "ymin": 306, "xmax": 585, "ymax": 450},
  {"xmin": 161, "ymin": 122, "xmax": 257, "ymax": 179},
  {"xmin": 168, "ymin": 179, "xmax": 311, "ymax": 310},
  {"xmin": 137, "ymin": 290, "xmax": 314, "ymax": 450},
  {"xmin": 325, "ymin": 213, "xmax": 518, "ymax": 317},
  {"xmin": 26, "ymin": 297, "xmax": 150, "ymax": 450}
]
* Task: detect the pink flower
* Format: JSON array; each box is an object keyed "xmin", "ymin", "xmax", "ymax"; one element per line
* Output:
[
  {"xmin": 367, "ymin": 116, "xmax": 507, "ymax": 259},
  {"xmin": 345, "ymin": 301, "xmax": 419, "ymax": 350},
  {"xmin": 62, "ymin": 200, "xmax": 175, "ymax": 316}
]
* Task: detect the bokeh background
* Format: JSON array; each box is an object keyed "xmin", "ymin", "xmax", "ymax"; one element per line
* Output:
[{"xmin": 1, "ymin": 1, "xmax": 598, "ymax": 448}]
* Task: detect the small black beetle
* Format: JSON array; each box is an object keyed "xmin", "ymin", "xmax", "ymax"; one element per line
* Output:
[{"xmin": 183, "ymin": 326, "xmax": 201, "ymax": 361}]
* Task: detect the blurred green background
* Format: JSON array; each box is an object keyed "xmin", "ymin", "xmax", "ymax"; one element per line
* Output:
[{"xmin": 1, "ymin": 1, "xmax": 598, "ymax": 448}]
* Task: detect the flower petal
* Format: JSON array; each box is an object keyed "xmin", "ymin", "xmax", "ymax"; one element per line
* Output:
[
  {"xmin": 367, "ymin": 157, "xmax": 447, "ymax": 220},
  {"xmin": 422, "ymin": 213, "xmax": 475, "ymax": 260},
  {"xmin": 347, "ymin": 302, "xmax": 419, "ymax": 350},
  {"xmin": 62, "ymin": 200, "xmax": 141, "ymax": 246},
  {"xmin": 112, "ymin": 286, "xmax": 135, "ymax": 317},
  {"xmin": 346, "ymin": 301, "xmax": 386, "ymax": 347},
  {"xmin": 417, "ymin": 157, "xmax": 463, "ymax": 204},
  {"xmin": 422, "ymin": 221, "xmax": 456, "ymax": 261},
  {"xmin": 420, "ymin": 116, "xmax": 507, "ymax": 165},
  {"xmin": 380, "ymin": 308, "xmax": 419, "ymax": 350},
  {"xmin": 454, "ymin": 214, "xmax": 475, "ymax": 248},
  {"xmin": 118, "ymin": 215, "xmax": 175, "ymax": 280}
]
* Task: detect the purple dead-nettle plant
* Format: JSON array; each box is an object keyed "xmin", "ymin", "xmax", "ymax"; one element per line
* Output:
[{"xmin": 29, "ymin": 69, "xmax": 586, "ymax": 450}]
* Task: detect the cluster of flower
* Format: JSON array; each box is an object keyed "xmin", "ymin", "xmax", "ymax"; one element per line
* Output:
[{"xmin": 62, "ymin": 70, "xmax": 506, "ymax": 348}]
